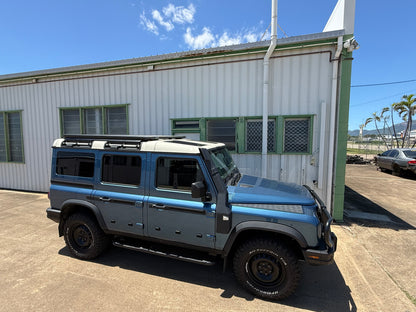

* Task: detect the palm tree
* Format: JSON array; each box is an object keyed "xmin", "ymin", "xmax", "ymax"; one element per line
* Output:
[
  {"xmin": 365, "ymin": 111, "xmax": 389, "ymax": 149},
  {"xmin": 392, "ymin": 94, "xmax": 416, "ymax": 147}
]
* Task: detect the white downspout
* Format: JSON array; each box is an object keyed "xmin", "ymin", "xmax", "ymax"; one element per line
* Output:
[
  {"xmin": 262, "ymin": 0, "xmax": 277, "ymax": 178},
  {"xmin": 326, "ymin": 36, "xmax": 343, "ymax": 212}
]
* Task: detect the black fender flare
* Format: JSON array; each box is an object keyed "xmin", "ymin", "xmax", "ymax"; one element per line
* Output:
[
  {"xmin": 222, "ymin": 221, "xmax": 308, "ymax": 256},
  {"xmin": 58, "ymin": 199, "xmax": 108, "ymax": 236}
]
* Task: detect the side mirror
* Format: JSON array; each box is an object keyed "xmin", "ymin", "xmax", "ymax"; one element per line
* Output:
[{"xmin": 191, "ymin": 181, "xmax": 206, "ymax": 199}]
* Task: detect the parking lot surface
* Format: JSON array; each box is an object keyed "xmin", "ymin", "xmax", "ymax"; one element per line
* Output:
[{"xmin": 0, "ymin": 164, "xmax": 415, "ymax": 311}]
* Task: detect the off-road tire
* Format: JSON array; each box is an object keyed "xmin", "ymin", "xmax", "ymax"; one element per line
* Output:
[
  {"xmin": 233, "ymin": 238, "xmax": 300, "ymax": 300},
  {"xmin": 64, "ymin": 213, "xmax": 109, "ymax": 260}
]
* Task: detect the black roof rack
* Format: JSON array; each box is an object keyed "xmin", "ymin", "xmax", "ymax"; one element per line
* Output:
[
  {"xmin": 58, "ymin": 134, "xmax": 186, "ymax": 150},
  {"xmin": 63, "ymin": 134, "xmax": 185, "ymax": 145}
]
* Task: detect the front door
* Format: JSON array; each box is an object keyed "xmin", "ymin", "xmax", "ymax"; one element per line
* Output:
[{"xmin": 146, "ymin": 154, "xmax": 216, "ymax": 248}]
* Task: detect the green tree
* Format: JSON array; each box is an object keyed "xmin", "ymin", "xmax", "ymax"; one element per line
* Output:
[
  {"xmin": 392, "ymin": 94, "xmax": 416, "ymax": 147},
  {"xmin": 364, "ymin": 109, "xmax": 390, "ymax": 149}
]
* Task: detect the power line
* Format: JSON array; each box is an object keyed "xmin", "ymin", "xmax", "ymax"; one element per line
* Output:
[
  {"xmin": 351, "ymin": 79, "xmax": 416, "ymax": 88},
  {"xmin": 350, "ymin": 89, "xmax": 416, "ymax": 107}
]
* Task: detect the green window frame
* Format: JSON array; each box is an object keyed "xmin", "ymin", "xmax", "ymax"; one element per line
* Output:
[
  {"xmin": 0, "ymin": 111, "xmax": 24, "ymax": 163},
  {"xmin": 171, "ymin": 115, "xmax": 313, "ymax": 155},
  {"xmin": 282, "ymin": 116, "xmax": 313, "ymax": 154},
  {"xmin": 60, "ymin": 105, "xmax": 129, "ymax": 136}
]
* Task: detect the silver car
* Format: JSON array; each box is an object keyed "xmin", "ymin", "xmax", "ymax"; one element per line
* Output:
[{"xmin": 375, "ymin": 148, "xmax": 416, "ymax": 176}]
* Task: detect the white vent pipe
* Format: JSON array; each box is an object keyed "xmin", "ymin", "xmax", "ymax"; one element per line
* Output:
[{"xmin": 261, "ymin": 0, "xmax": 277, "ymax": 177}]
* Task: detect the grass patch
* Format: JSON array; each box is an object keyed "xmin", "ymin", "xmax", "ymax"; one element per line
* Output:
[{"xmin": 347, "ymin": 148, "xmax": 378, "ymax": 155}]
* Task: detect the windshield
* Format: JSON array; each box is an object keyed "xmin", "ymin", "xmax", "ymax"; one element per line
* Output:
[
  {"xmin": 403, "ymin": 150, "xmax": 416, "ymax": 158},
  {"xmin": 209, "ymin": 147, "xmax": 238, "ymax": 184}
]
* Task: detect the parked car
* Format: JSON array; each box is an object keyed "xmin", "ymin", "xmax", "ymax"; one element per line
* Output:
[
  {"xmin": 46, "ymin": 135, "xmax": 336, "ymax": 300},
  {"xmin": 375, "ymin": 148, "xmax": 416, "ymax": 176}
]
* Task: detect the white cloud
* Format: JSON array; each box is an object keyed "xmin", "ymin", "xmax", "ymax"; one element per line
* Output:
[
  {"xmin": 163, "ymin": 4, "xmax": 195, "ymax": 24},
  {"xmin": 217, "ymin": 32, "xmax": 242, "ymax": 47},
  {"xmin": 152, "ymin": 10, "xmax": 174, "ymax": 31},
  {"xmin": 140, "ymin": 3, "xmax": 263, "ymax": 49},
  {"xmin": 184, "ymin": 27, "xmax": 262, "ymax": 50},
  {"xmin": 140, "ymin": 11, "xmax": 159, "ymax": 35},
  {"xmin": 184, "ymin": 27, "xmax": 215, "ymax": 50},
  {"xmin": 244, "ymin": 32, "xmax": 260, "ymax": 43}
]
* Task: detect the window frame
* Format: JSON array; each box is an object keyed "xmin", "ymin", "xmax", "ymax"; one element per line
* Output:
[
  {"xmin": 282, "ymin": 115, "xmax": 313, "ymax": 155},
  {"xmin": 244, "ymin": 117, "xmax": 277, "ymax": 154},
  {"xmin": 60, "ymin": 104, "xmax": 129, "ymax": 136},
  {"xmin": 0, "ymin": 110, "xmax": 24, "ymax": 163}
]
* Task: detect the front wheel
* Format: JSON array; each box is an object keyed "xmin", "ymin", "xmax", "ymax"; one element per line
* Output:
[
  {"xmin": 63, "ymin": 213, "xmax": 109, "ymax": 260},
  {"xmin": 233, "ymin": 238, "xmax": 300, "ymax": 300}
]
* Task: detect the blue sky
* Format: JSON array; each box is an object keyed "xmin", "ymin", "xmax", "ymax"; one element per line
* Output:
[{"xmin": 1, "ymin": 0, "xmax": 415, "ymax": 131}]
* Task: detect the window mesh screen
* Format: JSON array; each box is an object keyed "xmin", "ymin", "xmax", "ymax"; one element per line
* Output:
[
  {"xmin": 246, "ymin": 119, "xmax": 275, "ymax": 152},
  {"xmin": 284, "ymin": 118, "xmax": 310, "ymax": 153}
]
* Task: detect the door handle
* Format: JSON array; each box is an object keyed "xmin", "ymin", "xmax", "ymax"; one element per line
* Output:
[
  {"xmin": 99, "ymin": 197, "xmax": 111, "ymax": 202},
  {"xmin": 151, "ymin": 203, "xmax": 166, "ymax": 209}
]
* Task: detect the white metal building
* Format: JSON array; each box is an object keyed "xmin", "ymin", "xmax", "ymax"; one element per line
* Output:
[{"xmin": 0, "ymin": 0, "xmax": 356, "ymax": 220}]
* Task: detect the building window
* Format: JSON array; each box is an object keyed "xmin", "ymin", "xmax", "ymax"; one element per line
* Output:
[
  {"xmin": 61, "ymin": 105, "xmax": 128, "ymax": 135},
  {"xmin": 0, "ymin": 111, "xmax": 24, "ymax": 163},
  {"xmin": 102, "ymin": 154, "xmax": 142, "ymax": 186},
  {"xmin": 245, "ymin": 119, "xmax": 275, "ymax": 153},
  {"xmin": 284, "ymin": 118, "xmax": 311, "ymax": 153},
  {"xmin": 171, "ymin": 115, "xmax": 313, "ymax": 155},
  {"xmin": 207, "ymin": 119, "xmax": 237, "ymax": 151}
]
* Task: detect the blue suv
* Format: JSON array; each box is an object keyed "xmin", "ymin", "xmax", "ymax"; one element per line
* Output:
[{"xmin": 47, "ymin": 135, "xmax": 336, "ymax": 300}]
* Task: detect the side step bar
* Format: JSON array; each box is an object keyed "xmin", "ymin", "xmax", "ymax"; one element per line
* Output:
[{"xmin": 113, "ymin": 242, "xmax": 216, "ymax": 266}]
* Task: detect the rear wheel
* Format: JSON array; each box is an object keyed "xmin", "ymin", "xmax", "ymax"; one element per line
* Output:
[
  {"xmin": 233, "ymin": 238, "xmax": 300, "ymax": 300},
  {"xmin": 64, "ymin": 213, "xmax": 109, "ymax": 260}
]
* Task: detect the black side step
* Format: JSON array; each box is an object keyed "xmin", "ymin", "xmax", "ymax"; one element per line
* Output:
[{"xmin": 113, "ymin": 242, "xmax": 216, "ymax": 266}]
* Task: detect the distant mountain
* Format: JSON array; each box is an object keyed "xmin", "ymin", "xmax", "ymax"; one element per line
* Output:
[{"xmin": 348, "ymin": 122, "xmax": 416, "ymax": 137}]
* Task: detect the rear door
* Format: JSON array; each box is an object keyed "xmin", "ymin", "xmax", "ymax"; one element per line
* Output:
[
  {"xmin": 146, "ymin": 154, "xmax": 216, "ymax": 248},
  {"xmin": 93, "ymin": 152, "xmax": 146, "ymax": 236}
]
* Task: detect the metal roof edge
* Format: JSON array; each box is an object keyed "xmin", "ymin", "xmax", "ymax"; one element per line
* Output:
[{"xmin": 0, "ymin": 30, "xmax": 345, "ymax": 82}]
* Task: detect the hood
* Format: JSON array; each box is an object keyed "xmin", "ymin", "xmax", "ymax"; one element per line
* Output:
[{"xmin": 227, "ymin": 175, "xmax": 315, "ymax": 206}]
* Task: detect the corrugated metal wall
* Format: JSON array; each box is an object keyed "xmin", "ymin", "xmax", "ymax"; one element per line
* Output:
[{"xmin": 0, "ymin": 45, "xmax": 336, "ymax": 204}]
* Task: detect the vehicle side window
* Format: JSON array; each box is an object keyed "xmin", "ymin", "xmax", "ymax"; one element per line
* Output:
[
  {"xmin": 381, "ymin": 150, "xmax": 391, "ymax": 156},
  {"xmin": 101, "ymin": 154, "xmax": 141, "ymax": 185},
  {"xmin": 156, "ymin": 158, "xmax": 202, "ymax": 192},
  {"xmin": 390, "ymin": 150, "xmax": 399, "ymax": 158},
  {"xmin": 56, "ymin": 151, "xmax": 95, "ymax": 177}
]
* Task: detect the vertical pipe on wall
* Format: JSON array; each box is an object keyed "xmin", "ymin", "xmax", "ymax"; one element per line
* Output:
[
  {"xmin": 326, "ymin": 36, "xmax": 343, "ymax": 213},
  {"xmin": 318, "ymin": 100, "xmax": 327, "ymax": 190},
  {"xmin": 261, "ymin": 0, "xmax": 277, "ymax": 177}
]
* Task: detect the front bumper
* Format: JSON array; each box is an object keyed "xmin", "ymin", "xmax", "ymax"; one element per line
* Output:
[
  {"xmin": 303, "ymin": 185, "xmax": 337, "ymax": 265},
  {"xmin": 303, "ymin": 233, "xmax": 337, "ymax": 265},
  {"xmin": 46, "ymin": 207, "xmax": 61, "ymax": 223}
]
